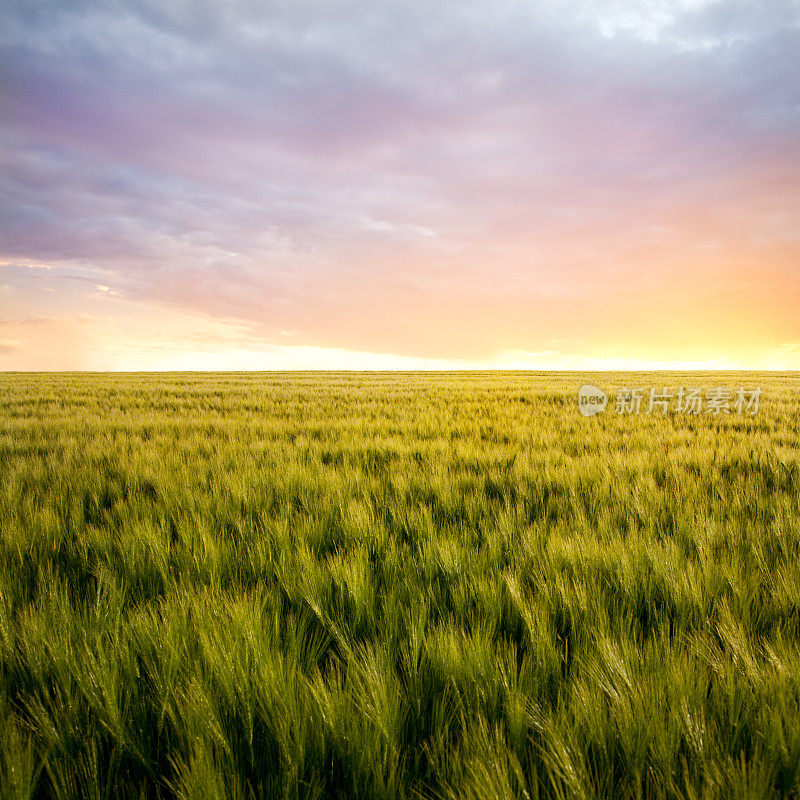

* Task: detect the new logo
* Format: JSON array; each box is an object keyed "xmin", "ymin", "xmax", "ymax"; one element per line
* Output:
[{"xmin": 577, "ymin": 384, "xmax": 608, "ymax": 417}]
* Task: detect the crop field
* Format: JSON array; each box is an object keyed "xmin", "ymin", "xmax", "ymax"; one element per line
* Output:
[{"xmin": 1, "ymin": 371, "xmax": 799, "ymax": 800}]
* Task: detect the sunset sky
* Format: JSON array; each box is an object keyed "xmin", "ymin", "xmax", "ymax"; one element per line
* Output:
[{"xmin": 1, "ymin": 0, "xmax": 799, "ymax": 370}]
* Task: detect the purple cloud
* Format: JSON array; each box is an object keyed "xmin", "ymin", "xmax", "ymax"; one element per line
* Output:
[{"xmin": 1, "ymin": 0, "xmax": 799, "ymax": 362}]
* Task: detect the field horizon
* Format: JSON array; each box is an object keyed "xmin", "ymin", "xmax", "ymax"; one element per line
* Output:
[{"xmin": 7, "ymin": 368, "xmax": 791, "ymax": 382}]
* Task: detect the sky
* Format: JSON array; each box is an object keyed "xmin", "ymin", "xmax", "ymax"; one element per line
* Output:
[{"xmin": 1, "ymin": 0, "xmax": 799, "ymax": 370}]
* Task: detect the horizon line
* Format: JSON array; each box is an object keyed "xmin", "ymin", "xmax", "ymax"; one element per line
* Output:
[{"xmin": 3, "ymin": 368, "xmax": 799, "ymax": 375}]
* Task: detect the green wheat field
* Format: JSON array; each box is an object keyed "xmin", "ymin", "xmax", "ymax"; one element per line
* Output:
[{"xmin": 1, "ymin": 371, "xmax": 799, "ymax": 800}]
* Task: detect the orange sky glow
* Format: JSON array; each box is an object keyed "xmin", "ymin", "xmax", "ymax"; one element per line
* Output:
[{"xmin": 1, "ymin": 0, "xmax": 799, "ymax": 370}]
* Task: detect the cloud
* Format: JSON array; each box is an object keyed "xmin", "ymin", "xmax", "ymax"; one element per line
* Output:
[
  {"xmin": 0, "ymin": 314, "xmax": 110, "ymax": 327},
  {"xmin": 1, "ymin": 0, "xmax": 799, "ymax": 363}
]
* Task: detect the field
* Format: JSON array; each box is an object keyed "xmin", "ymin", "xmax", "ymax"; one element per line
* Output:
[{"xmin": 1, "ymin": 371, "xmax": 799, "ymax": 800}]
